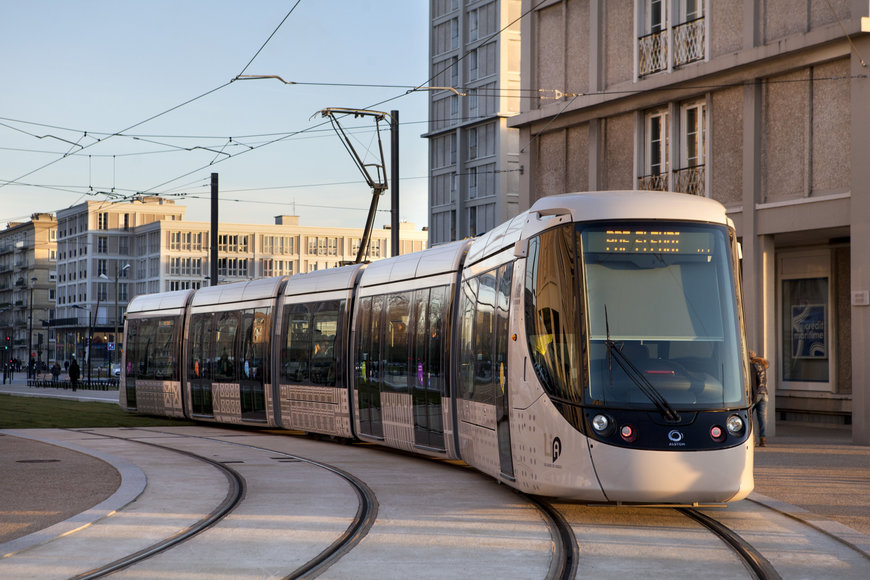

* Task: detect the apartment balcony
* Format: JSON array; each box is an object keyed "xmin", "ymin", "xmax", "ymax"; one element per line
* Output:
[
  {"xmin": 637, "ymin": 172, "xmax": 669, "ymax": 192},
  {"xmin": 638, "ymin": 166, "xmax": 706, "ymax": 196},
  {"xmin": 673, "ymin": 17, "xmax": 705, "ymax": 67},
  {"xmin": 672, "ymin": 165, "xmax": 706, "ymax": 196},
  {"xmin": 638, "ymin": 30, "xmax": 668, "ymax": 76},
  {"xmin": 638, "ymin": 17, "xmax": 705, "ymax": 77}
]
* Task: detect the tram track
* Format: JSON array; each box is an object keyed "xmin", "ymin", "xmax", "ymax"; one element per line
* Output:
[
  {"xmin": 128, "ymin": 428, "xmax": 379, "ymax": 579},
  {"xmin": 677, "ymin": 507, "xmax": 780, "ymax": 580},
  {"xmin": 522, "ymin": 494, "xmax": 579, "ymax": 580},
  {"xmin": 68, "ymin": 430, "xmax": 246, "ymax": 580},
  {"xmin": 68, "ymin": 428, "xmax": 379, "ymax": 580}
]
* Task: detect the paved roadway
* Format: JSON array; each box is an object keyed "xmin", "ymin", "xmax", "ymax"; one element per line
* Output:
[{"xmin": 1, "ymin": 378, "xmax": 870, "ymax": 577}]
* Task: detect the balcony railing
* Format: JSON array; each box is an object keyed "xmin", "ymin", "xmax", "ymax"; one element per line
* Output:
[
  {"xmin": 637, "ymin": 173, "xmax": 669, "ymax": 192},
  {"xmin": 673, "ymin": 17, "xmax": 705, "ymax": 67},
  {"xmin": 673, "ymin": 165, "xmax": 706, "ymax": 196},
  {"xmin": 638, "ymin": 30, "xmax": 668, "ymax": 77},
  {"xmin": 638, "ymin": 16, "xmax": 705, "ymax": 77}
]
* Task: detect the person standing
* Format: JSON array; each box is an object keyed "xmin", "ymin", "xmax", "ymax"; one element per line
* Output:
[
  {"xmin": 750, "ymin": 350, "xmax": 769, "ymax": 447},
  {"xmin": 68, "ymin": 358, "xmax": 80, "ymax": 392}
]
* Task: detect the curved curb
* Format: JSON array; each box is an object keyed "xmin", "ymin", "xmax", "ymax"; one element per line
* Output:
[
  {"xmin": 748, "ymin": 492, "xmax": 870, "ymax": 559},
  {"xmin": 0, "ymin": 430, "xmax": 147, "ymax": 558}
]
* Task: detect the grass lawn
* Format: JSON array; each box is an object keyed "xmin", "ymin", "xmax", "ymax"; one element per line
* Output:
[{"xmin": 0, "ymin": 394, "xmax": 196, "ymax": 429}]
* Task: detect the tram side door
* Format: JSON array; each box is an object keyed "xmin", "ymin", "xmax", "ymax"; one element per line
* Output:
[
  {"xmin": 495, "ymin": 263, "xmax": 514, "ymax": 479},
  {"xmin": 412, "ymin": 286, "xmax": 447, "ymax": 450},
  {"xmin": 188, "ymin": 312, "xmax": 214, "ymax": 416},
  {"xmin": 356, "ymin": 295, "xmax": 384, "ymax": 438}
]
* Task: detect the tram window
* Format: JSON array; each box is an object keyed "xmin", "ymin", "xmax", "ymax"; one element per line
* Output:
[
  {"xmin": 281, "ymin": 300, "xmax": 343, "ymax": 386},
  {"xmin": 428, "ymin": 286, "xmax": 448, "ymax": 396},
  {"xmin": 189, "ymin": 313, "xmax": 213, "ymax": 380},
  {"xmin": 127, "ymin": 317, "xmax": 178, "ymax": 381},
  {"xmin": 524, "ymin": 225, "xmax": 583, "ymax": 403},
  {"xmin": 125, "ymin": 319, "xmax": 140, "ymax": 379},
  {"xmin": 495, "ymin": 263, "xmax": 513, "ymax": 392},
  {"xmin": 213, "ymin": 311, "xmax": 239, "ymax": 381},
  {"xmin": 240, "ymin": 308, "xmax": 270, "ymax": 382},
  {"xmin": 458, "ymin": 277, "xmax": 478, "ymax": 399},
  {"xmin": 384, "ymin": 292, "xmax": 411, "ymax": 393},
  {"xmin": 282, "ymin": 304, "xmax": 311, "ymax": 382},
  {"xmin": 311, "ymin": 301, "xmax": 340, "ymax": 386},
  {"xmin": 473, "ymin": 272, "xmax": 497, "ymax": 404}
]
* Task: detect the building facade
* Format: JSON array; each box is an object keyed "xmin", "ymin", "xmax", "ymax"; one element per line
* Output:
[
  {"xmin": 509, "ymin": 0, "xmax": 870, "ymax": 442},
  {"xmin": 426, "ymin": 0, "xmax": 523, "ymax": 244},
  {"xmin": 0, "ymin": 213, "xmax": 57, "ymax": 371},
  {"xmin": 52, "ymin": 197, "xmax": 428, "ymax": 373}
]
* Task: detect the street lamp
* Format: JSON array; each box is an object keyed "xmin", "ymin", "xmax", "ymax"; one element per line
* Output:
[
  {"xmin": 113, "ymin": 263, "xmax": 131, "ymax": 369},
  {"xmin": 27, "ymin": 276, "xmax": 37, "ymax": 379}
]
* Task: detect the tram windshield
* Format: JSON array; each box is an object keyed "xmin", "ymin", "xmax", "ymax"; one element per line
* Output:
[
  {"xmin": 523, "ymin": 221, "xmax": 747, "ymax": 413},
  {"xmin": 582, "ymin": 223, "xmax": 745, "ymax": 409}
]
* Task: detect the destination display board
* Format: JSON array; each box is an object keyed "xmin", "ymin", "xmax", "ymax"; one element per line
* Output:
[{"xmin": 585, "ymin": 228, "xmax": 715, "ymax": 255}]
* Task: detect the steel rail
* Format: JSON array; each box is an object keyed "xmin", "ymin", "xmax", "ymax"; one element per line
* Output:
[
  {"xmin": 69, "ymin": 431, "xmax": 246, "ymax": 580},
  {"xmin": 678, "ymin": 507, "xmax": 781, "ymax": 580}
]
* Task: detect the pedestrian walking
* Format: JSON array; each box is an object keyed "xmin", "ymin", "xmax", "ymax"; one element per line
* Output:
[
  {"xmin": 750, "ymin": 350, "xmax": 769, "ymax": 447},
  {"xmin": 51, "ymin": 361, "xmax": 61, "ymax": 383},
  {"xmin": 68, "ymin": 358, "xmax": 80, "ymax": 392}
]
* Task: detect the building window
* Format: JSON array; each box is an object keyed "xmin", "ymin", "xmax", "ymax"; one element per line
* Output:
[
  {"xmin": 469, "ymin": 48, "xmax": 478, "ymax": 81},
  {"xmin": 468, "ymin": 89, "xmax": 478, "ymax": 114},
  {"xmin": 637, "ymin": 0, "xmax": 705, "ymax": 77},
  {"xmin": 673, "ymin": 100, "xmax": 706, "ymax": 196},
  {"xmin": 639, "ymin": 109, "xmax": 669, "ymax": 191},
  {"xmin": 468, "ymin": 8, "xmax": 479, "ymax": 41},
  {"xmin": 469, "ymin": 127, "xmax": 478, "ymax": 160},
  {"xmin": 98, "ymin": 236, "xmax": 108, "ymax": 253},
  {"xmin": 97, "ymin": 259, "xmax": 108, "ymax": 277},
  {"xmin": 450, "ymin": 18, "xmax": 459, "ymax": 50}
]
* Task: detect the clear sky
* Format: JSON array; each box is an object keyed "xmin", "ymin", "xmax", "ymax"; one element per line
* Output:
[{"xmin": 0, "ymin": 0, "xmax": 431, "ymax": 231}]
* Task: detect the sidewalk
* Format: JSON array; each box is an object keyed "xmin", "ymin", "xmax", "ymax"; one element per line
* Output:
[
  {"xmin": 0, "ymin": 374, "xmax": 119, "ymax": 404},
  {"xmin": 753, "ymin": 421, "xmax": 870, "ymax": 537}
]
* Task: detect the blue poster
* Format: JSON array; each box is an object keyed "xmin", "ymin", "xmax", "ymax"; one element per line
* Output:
[{"xmin": 791, "ymin": 304, "xmax": 827, "ymax": 359}]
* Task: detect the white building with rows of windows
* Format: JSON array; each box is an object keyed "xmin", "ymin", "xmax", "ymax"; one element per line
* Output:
[{"xmin": 51, "ymin": 197, "xmax": 427, "ymax": 370}]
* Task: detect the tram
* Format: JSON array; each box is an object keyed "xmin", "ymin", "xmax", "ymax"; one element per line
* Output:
[{"xmin": 121, "ymin": 191, "xmax": 754, "ymax": 503}]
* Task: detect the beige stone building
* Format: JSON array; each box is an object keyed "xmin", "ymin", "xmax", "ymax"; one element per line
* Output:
[
  {"xmin": 508, "ymin": 0, "xmax": 870, "ymax": 442},
  {"xmin": 0, "ymin": 213, "xmax": 57, "ymax": 370},
  {"xmin": 53, "ymin": 197, "xmax": 427, "ymax": 372}
]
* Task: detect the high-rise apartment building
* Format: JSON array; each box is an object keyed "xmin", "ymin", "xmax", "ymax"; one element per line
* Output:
[
  {"xmin": 426, "ymin": 0, "xmax": 522, "ymax": 244},
  {"xmin": 0, "ymin": 213, "xmax": 57, "ymax": 369},
  {"xmin": 509, "ymin": 0, "xmax": 870, "ymax": 442}
]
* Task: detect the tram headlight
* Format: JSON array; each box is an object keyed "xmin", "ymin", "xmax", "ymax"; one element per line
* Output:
[
  {"xmin": 591, "ymin": 414, "xmax": 612, "ymax": 435},
  {"xmin": 726, "ymin": 414, "xmax": 745, "ymax": 436}
]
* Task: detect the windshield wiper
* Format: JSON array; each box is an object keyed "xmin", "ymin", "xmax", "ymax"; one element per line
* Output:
[{"xmin": 604, "ymin": 306, "xmax": 681, "ymax": 422}]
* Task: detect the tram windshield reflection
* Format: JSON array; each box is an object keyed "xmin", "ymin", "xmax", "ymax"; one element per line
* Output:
[{"xmin": 582, "ymin": 222, "xmax": 745, "ymax": 409}]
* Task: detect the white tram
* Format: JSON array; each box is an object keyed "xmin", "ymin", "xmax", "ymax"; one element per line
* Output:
[{"xmin": 121, "ymin": 191, "xmax": 754, "ymax": 503}]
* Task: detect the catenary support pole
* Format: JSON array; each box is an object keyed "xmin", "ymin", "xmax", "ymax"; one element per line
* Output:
[
  {"xmin": 210, "ymin": 173, "xmax": 219, "ymax": 286},
  {"xmin": 391, "ymin": 110, "xmax": 399, "ymax": 257}
]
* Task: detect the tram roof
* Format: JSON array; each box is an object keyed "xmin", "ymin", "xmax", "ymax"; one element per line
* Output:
[
  {"xmin": 528, "ymin": 191, "xmax": 729, "ymax": 225},
  {"xmin": 358, "ymin": 239, "xmax": 470, "ymax": 287},
  {"xmin": 126, "ymin": 288, "xmax": 194, "ymax": 314},
  {"xmin": 282, "ymin": 263, "xmax": 365, "ymax": 297},
  {"xmin": 190, "ymin": 276, "xmax": 287, "ymax": 307}
]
